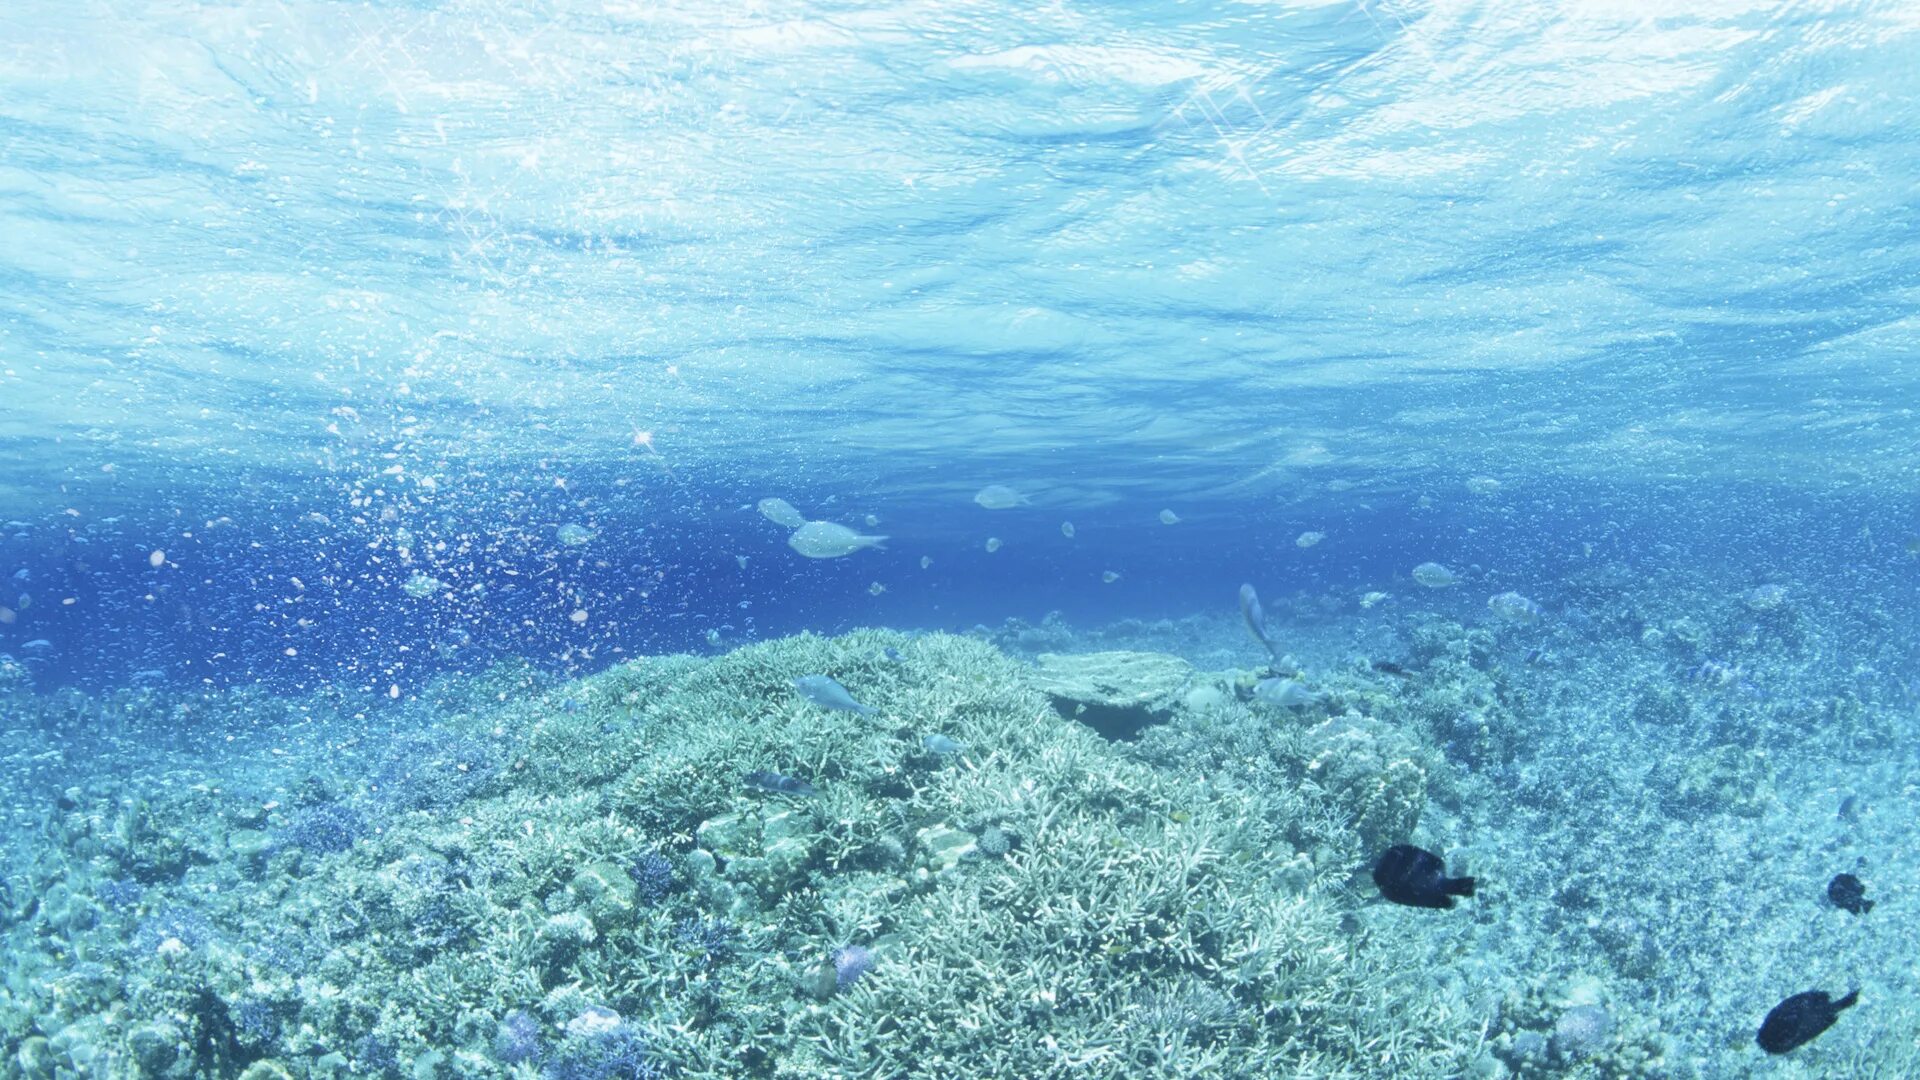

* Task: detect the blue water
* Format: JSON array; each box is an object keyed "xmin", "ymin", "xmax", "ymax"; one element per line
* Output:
[
  {"xmin": 5, "ymin": 1, "xmax": 1917, "ymax": 688},
  {"xmin": 4, "ymin": 2, "xmax": 1920, "ymax": 1075}
]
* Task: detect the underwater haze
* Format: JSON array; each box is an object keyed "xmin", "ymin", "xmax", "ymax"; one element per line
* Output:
[{"xmin": 3, "ymin": 1, "xmax": 1919, "ymax": 1077}]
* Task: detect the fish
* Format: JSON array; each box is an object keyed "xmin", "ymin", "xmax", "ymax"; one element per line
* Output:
[
  {"xmin": 1757, "ymin": 989, "xmax": 1857, "ymax": 1054},
  {"xmin": 21, "ymin": 639, "xmax": 52, "ymax": 651},
  {"xmin": 744, "ymin": 769, "xmax": 817, "ymax": 797},
  {"xmin": 793, "ymin": 675, "xmax": 877, "ymax": 715},
  {"xmin": 1827, "ymin": 873, "xmax": 1872, "ymax": 915},
  {"xmin": 1239, "ymin": 584, "xmax": 1278, "ymax": 660},
  {"xmin": 882, "ymin": 647, "xmax": 904, "ymax": 663},
  {"xmin": 757, "ymin": 498, "xmax": 807, "ymax": 528},
  {"xmin": 787, "ymin": 521, "xmax": 887, "ymax": 558},
  {"xmin": 921, "ymin": 734, "xmax": 966, "ymax": 755},
  {"xmin": 1371, "ymin": 660, "xmax": 1413, "ymax": 678},
  {"xmin": 1295, "ymin": 531, "xmax": 1324, "ymax": 548},
  {"xmin": 1373, "ymin": 845, "xmax": 1475, "ymax": 910},
  {"xmin": 973, "ymin": 485, "xmax": 1028, "ymax": 510},
  {"xmin": 1253, "ymin": 678, "xmax": 1323, "ymax": 709},
  {"xmin": 1411, "ymin": 562, "xmax": 1458, "ymax": 588},
  {"xmin": 1486, "ymin": 591, "xmax": 1543, "ymax": 623},
  {"xmin": 1158, "ymin": 509, "xmax": 1180, "ymax": 525}
]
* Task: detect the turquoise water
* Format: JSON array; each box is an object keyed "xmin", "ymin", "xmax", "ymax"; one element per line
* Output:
[{"xmin": 3, "ymin": 2, "xmax": 1918, "ymax": 1077}]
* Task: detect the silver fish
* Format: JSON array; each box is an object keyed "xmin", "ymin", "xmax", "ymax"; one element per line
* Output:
[
  {"xmin": 1487, "ymin": 591, "xmax": 1543, "ymax": 623},
  {"xmin": 793, "ymin": 675, "xmax": 877, "ymax": 715},
  {"xmin": 922, "ymin": 734, "xmax": 966, "ymax": 755},
  {"xmin": 1239, "ymin": 584, "xmax": 1278, "ymax": 659}
]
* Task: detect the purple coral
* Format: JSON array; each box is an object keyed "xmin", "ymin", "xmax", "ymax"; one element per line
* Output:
[
  {"xmin": 625, "ymin": 851, "xmax": 674, "ymax": 905},
  {"xmin": 495, "ymin": 1009, "xmax": 542, "ymax": 1064},
  {"xmin": 832, "ymin": 945, "xmax": 875, "ymax": 990}
]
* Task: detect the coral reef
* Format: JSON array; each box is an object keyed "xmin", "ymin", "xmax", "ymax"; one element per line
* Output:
[
  {"xmin": 1027, "ymin": 649, "xmax": 1196, "ymax": 740},
  {"xmin": 0, "ymin": 630, "xmax": 1483, "ymax": 1078}
]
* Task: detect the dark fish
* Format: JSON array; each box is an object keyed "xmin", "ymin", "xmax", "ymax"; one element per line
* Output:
[
  {"xmin": 1837, "ymin": 795, "xmax": 1861, "ymax": 824},
  {"xmin": 1371, "ymin": 660, "xmax": 1413, "ymax": 678},
  {"xmin": 1373, "ymin": 845, "xmax": 1475, "ymax": 910},
  {"xmin": 1757, "ymin": 989, "xmax": 1858, "ymax": 1054},
  {"xmin": 1827, "ymin": 873, "xmax": 1872, "ymax": 915},
  {"xmin": 744, "ymin": 769, "xmax": 816, "ymax": 797}
]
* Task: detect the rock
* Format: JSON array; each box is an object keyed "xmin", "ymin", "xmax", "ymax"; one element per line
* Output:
[
  {"xmin": 126, "ymin": 1024, "xmax": 179, "ymax": 1075},
  {"xmin": 14, "ymin": 1037, "xmax": 54, "ymax": 1080},
  {"xmin": 914, "ymin": 823, "xmax": 977, "ymax": 877},
  {"xmin": 1029, "ymin": 651, "xmax": 1194, "ymax": 740},
  {"xmin": 569, "ymin": 861, "xmax": 637, "ymax": 926}
]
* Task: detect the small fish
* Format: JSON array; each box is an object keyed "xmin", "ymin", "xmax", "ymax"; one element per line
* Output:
[
  {"xmin": 793, "ymin": 675, "xmax": 877, "ymax": 715},
  {"xmin": 882, "ymin": 647, "xmax": 904, "ymax": 663},
  {"xmin": 1371, "ymin": 660, "xmax": 1413, "ymax": 678},
  {"xmin": 1827, "ymin": 873, "xmax": 1872, "ymax": 915},
  {"xmin": 1253, "ymin": 677, "xmax": 1323, "ymax": 709},
  {"xmin": 1373, "ymin": 845, "xmax": 1475, "ymax": 910},
  {"xmin": 921, "ymin": 734, "xmax": 966, "ymax": 755},
  {"xmin": 787, "ymin": 521, "xmax": 887, "ymax": 559},
  {"xmin": 744, "ymin": 769, "xmax": 816, "ymax": 797},
  {"xmin": 1838, "ymin": 795, "xmax": 1862, "ymax": 824},
  {"xmin": 1757, "ymin": 989, "xmax": 1858, "ymax": 1054},
  {"xmin": 1487, "ymin": 591, "xmax": 1543, "ymax": 623},
  {"xmin": 1359, "ymin": 590, "xmax": 1391, "ymax": 609},
  {"xmin": 21, "ymin": 639, "xmax": 52, "ymax": 651},
  {"xmin": 1239, "ymin": 584, "xmax": 1278, "ymax": 660},
  {"xmin": 1411, "ymin": 562, "xmax": 1458, "ymax": 588}
]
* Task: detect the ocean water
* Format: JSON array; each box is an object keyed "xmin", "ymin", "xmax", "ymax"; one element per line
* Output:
[{"xmin": 3, "ymin": 1, "xmax": 1919, "ymax": 1076}]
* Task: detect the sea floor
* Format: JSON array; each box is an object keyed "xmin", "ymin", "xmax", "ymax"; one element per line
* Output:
[{"xmin": 2, "ymin": 578, "xmax": 1916, "ymax": 1078}]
